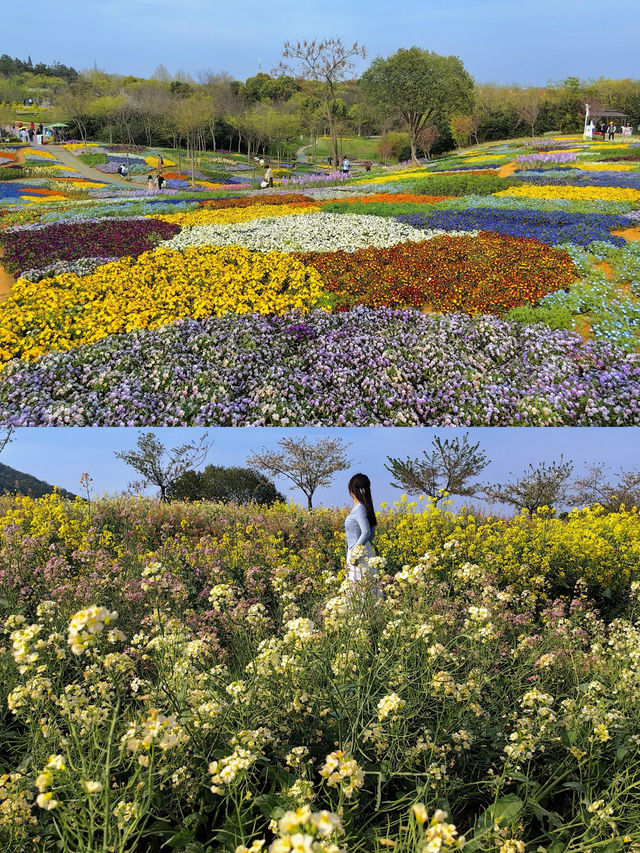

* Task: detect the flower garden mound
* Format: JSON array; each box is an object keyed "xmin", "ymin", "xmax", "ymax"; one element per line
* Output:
[
  {"xmin": 298, "ymin": 233, "xmax": 577, "ymax": 313},
  {"xmin": 0, "ymin": 219, "xmax": 181, "ymax": 277},
  {"xmin": 161, "ymin": 212, "xmax": 461, "ymax": 254},
  {"xmin": 2, "ymin": 307, "xmax": 639, "ymax": 427},
  {"xmin": 0, "ymin": 247, "xmax": 324, "ymax": 364}
]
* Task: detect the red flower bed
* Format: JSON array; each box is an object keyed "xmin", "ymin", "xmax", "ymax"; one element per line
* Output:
[{"xmin": 296, "ymin": 233, "xmax": 577, "ymax": 315}]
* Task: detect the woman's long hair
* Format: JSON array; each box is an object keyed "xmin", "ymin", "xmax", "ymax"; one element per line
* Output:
[{"xmin": 348, "ymin": 473, "xmax": 377, "ymax": 528}]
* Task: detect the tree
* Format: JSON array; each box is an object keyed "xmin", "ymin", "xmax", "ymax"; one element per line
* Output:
[
  {"xmin": 483, "ymin": 457, "xmax": 574, "ymax": 514},
  {"xmin": 0, "ymin": 426, "xmax": 13, "ymax": 456},
  {"xmin": 168, "ymin": 465, "xmax": 285, "ymax": 505},
  {"xmin": 515, "ymin": 90, "xmax": 544, "ymax": 137},
  {"xmin": 115, "ymin": 432, "xmax": 211, "ymax": 502},
  {"xmin": 416, "ymin": 125, "xmax": 439, "ymax": 159},
  {"xmin": 450, "ymin": 114, "xmax": 474, "ymax": 149},
  {"xmin": 277, "ymin": 38, "xmax": 365, "ymax": 171},
  {"xmin": 360, "ymin": 47, "xmax": 474, "ymax": 165},
  {"xmin": 385, "ymin": 434, "xmax": 489, "ymax": 505},
  {"xmin": 248, "ymin": 436, "xmax": 352, "ymax": 510},
  {"xmin": 571, "ymin": 464, "xmax": 640, "ymax": 513}
]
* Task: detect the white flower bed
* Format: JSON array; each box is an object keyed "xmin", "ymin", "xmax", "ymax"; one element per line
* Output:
[{"xmin": 162, "ymin": 212, "xmax": 478, "ymax": 254}]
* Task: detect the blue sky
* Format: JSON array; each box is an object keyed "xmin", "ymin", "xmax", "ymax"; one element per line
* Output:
[
  {"xmin": 3, "ymin": 0, "xmax": 636, "ymax": 85},
  {"xmin": 2, "ymin": 427, "xmax": 639, "ymax": 511}
]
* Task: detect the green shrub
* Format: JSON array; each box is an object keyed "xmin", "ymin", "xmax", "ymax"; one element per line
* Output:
[
  {"xmin": 410, "ymin": 173, "xmax": 522, "ymax": 195},
  {"xmin": 76, "ymin": 152, "xmax": 107, "ymax": 167},
  {"xmin": 0, "ymin": 166, "xmax": 25, "ymax": 180},
  {"xmin": 506, "ymin": 303, "xmax": 574, "ymax": 330}
]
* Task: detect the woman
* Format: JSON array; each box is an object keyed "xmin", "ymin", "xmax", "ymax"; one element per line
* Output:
[{"xmin": 345, "ymin": 473, "xmax": 377, "ymax": 586}]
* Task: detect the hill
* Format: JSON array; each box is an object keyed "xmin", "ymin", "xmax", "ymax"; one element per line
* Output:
[{"xmin": 0, "ymin": 462, "xmax": 76, "ymax": 499}]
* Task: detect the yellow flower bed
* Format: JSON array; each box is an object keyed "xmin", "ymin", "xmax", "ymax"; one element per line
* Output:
[
  {"xmin": 63, "ymin": 143, "xmax": 100, "ymax": 150},
  {"xmin": 496, "ymin": 185, "xmax": 640, "ymax": 203},
  {"xmin": 353, "ymin": 169, "xmax": 429, "ymax": 186},
  {"xmin": 144, "ymin": 155, "xmax": 176, "ymax": 167},
  {"xmin": 23, "ymin": 147, "xmax": 56, "ymax": 159},
  {"xmin": 0, "ymin": 247, "xmax": 324, "ymax": 365},
  {"xmin": 463, "ymin": 153, "xmax": 506, "ymax": 161},
  {"xmin": 574, "ymin": 162, "xmax": 640, "ymax": 172},
  {"xmin": 21, "ymin": 194, "xmax": 68, "ymax": 203},
  {"xmin": 155, "ymin": 203, "xmax": 319, "ymax": 227}
]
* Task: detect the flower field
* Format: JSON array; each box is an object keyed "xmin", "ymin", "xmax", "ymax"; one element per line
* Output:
[
  {"xmin": 3, "ymin": 493, "xmax": 640, "ymax": 852},
  {"xmin": 1, "ymin": 135, "xmax": 640, "ymax": 424}
]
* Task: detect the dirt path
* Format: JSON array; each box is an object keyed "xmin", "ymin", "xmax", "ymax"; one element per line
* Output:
[
  {"xmin": 611, "ymin": 226, "xmax": 640, "ymax": 242},
  {"xmin": 497, "ymin": 160, "xmax": 519, "ymax": 178},
  {"xmin": 0, "ymin": 245, "xmax": 15, "ymax": 303}
]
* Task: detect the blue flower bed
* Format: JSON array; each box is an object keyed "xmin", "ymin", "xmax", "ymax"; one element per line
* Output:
[{"xmin": 395, "ymin": 208, "xmax": 631, "ymax": 247}]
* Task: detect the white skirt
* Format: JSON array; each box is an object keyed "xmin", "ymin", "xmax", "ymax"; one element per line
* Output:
[{"xmin": 346, "ymin": 542, "xmax": 376, "ymax": 584}]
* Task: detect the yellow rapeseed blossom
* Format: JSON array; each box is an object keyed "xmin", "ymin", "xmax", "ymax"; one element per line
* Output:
[{"xmin": 0, "ymin": 246, "xmax": 325, "ymax": 365}]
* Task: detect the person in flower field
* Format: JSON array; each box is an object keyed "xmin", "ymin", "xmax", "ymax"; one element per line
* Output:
[
  {"xmin": 345, "ymin": 473, "xmax": 377, "ymax": 586},
  {"xmin": 264, "ymin": 162, "xmax": 273, "ymax": 187},
  {"xmin": 342, "ymin": 156, "xmax": 350, "ymax": 176}
]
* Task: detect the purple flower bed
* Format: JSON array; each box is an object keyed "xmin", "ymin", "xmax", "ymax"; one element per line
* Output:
[
  {"xmin": 515, "ymin": 169, "xmax": 640, "ymax": 189},
  {"xmin": 0, "ymin": 218, "xmax": 181, "ymax": 276},
  {"xmin": 280, "ymin": 171, "xmax": 349, "ymax": 187},
  {"xmin": 2, "ymin": 308, "xmax": 639, "ymax": 426},
  {"xmin": 516, "ymin": 152, "xmax": 578, "ymax": 166}
]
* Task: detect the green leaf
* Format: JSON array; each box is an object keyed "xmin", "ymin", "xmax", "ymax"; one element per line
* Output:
[{"xmin": 478, "ymin": 794, "xmax": 524, "ymax": 829}]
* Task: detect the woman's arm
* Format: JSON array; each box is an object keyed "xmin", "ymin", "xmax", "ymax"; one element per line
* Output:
[{"xmin": 354, "ymin": 504, "xmax": 371, "ymax": 546}]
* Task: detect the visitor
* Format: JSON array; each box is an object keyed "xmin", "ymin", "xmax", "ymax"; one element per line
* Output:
[
  {"xmin": 147, "ymin": 174, "xmax": 155, "ymax": 193},
  {"xmin": 345, "ymin": 473, "xmax": 378, "ymax": 593},
  {"xmin": 157, "ymin": 173, "xmax": 165, "ymax": 191},
  {"xmin": 264, "ymin": 163, "xmax": 273, "ymax": 187},
  {"xmin": 119, "ymin": 163, "xmax": 128, "ymax": 178},
  {"xmin": 608, "ymin": 122, "xmax": 616, "ymax": 141},
  {"xmin": 342, "ymin": 156, "xmax": 350, "ymax": 175},
  {"xmin": 157, "ymin": 154, "xmax": 164, "ymax": 170}
]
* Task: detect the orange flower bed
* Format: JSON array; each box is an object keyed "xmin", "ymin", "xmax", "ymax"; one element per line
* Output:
[
  {"xmin": 296, "ymin": 233, "xmax": 576, "ymax": 315},
  {"xmin": 18, "ymin": 187, "xmax": 62, "ymax": 196},
  {"xmin": 321, "ymin": 193, "xmax": 457, "ymax": 205},
  {"xmin": 198, "ymin": 193, "xmax": 316, "ymax": 209}
]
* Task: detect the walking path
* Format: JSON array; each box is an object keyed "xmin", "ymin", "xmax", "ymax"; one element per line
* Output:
[{"xmin": 50, "ymin": 145, "xmax": 137, "ymax": 186}]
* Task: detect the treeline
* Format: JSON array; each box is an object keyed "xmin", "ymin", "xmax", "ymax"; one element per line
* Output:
[
  {"xmin": 0, "ymin": 462, "xmax": 75, "ymax": 499},
  {"xmin": 2, "ymin": 50, "xmax": 640, "ymax": 161},
  {"xmin": 0, "ymin": 54, "xmax": 78, "ymax": 85}
]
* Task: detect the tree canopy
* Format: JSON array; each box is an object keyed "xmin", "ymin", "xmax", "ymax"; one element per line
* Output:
[
  {"xmin": 360, "ymin": 47, "xmax": 474, "ymax": 163},
  {"xmin": 168, "ymin": 465, "xmax": 284, "ymax": 505}
]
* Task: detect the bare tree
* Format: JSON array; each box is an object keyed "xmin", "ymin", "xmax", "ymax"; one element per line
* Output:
[
  {"xmin": 385, "ymin": 433, "xmax": 489, "ymax": 505},
  {"xmin": 0, "ymin": 426, "xmax": 13, "ymax": 456},
  {"xmin": 248, "ymin": 436, "xmax": 352, "ymax": 510},
  {"xmin": 572, "ymin": 464, "xmax": 640, "ymax": 513},
  {"xmin": 483, "ymin": 457, "xmax": 574, "ymax": 514},
  {"xmin": 416, "ymin": 125, "xmax": 439, "ymax": 159},
  {"xmin": 276, "ymin": 38, "xmax": 365, "ymax": 171},
  {"xmin": 516, "ymin": 90, "xmax": 544, "ymax": 137},
  {"xmin": 115, "ymin": 431, "xmax": 211, "ymax": 502}
]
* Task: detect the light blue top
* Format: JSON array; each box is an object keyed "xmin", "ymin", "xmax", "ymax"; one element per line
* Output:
[{"xmin": 345, "ymin": 502, "xmax": 374, "ymax": 552}]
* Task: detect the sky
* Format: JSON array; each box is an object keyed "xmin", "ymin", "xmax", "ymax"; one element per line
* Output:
[
  {"xmin": 3, "ymin": 0, "xmax": 638, "ymax": 86},
  {"xmin": 2, "ymin": 427, "xmax": 639, "ymax": 511}
]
